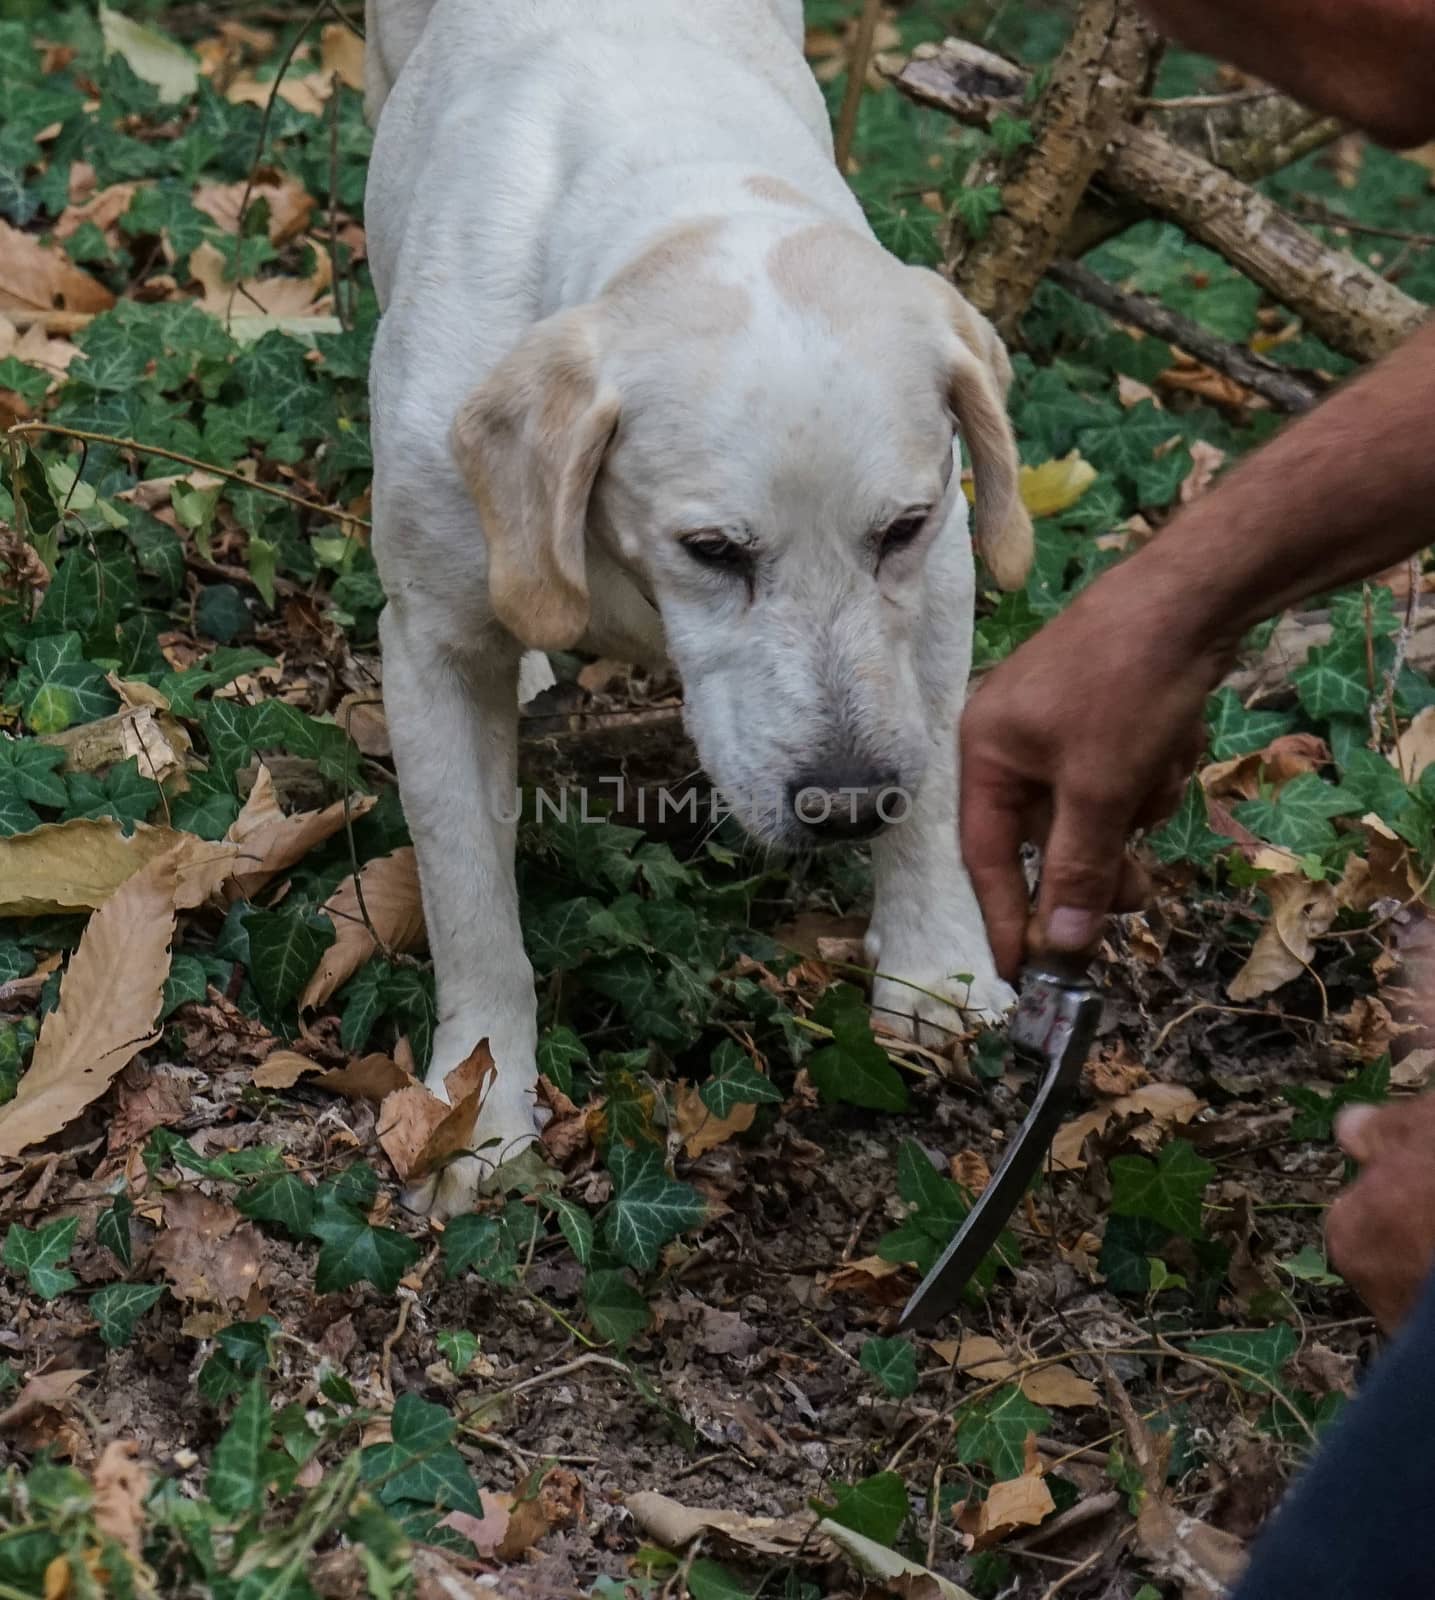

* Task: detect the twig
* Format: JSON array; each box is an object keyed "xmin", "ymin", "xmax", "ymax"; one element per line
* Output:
[
  {"xmin": 1038, "ymin": 1542, "xmax": 1108, "ymax": 1598},
  {"xmin": 834, "ymin": 0, "xmax": 882, "ymax": 173},
  {"xmin": 1291, "ymin": 197, "xmax": 1435, "ymax": 248},
  {"xmin": 1138, "ymin": 88, "xmax": 1280, "ymax": 110},
  {"xmin": 1016, "ymin": 1489, "xmax": 1120, "ymax": 1550},
  {"xmin": 7, "ymin": 422, "xmax": 366, "ymax": 525},
  {"xmin": 1047, "ymin": 259, "xmax": 1323, "ymax": 413}
]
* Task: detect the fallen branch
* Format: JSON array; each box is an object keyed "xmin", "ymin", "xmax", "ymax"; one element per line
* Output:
[
  {"xmin": 1047, "ymin": 259, "xmax": 1324, "ymax": 412},
  {"xmin": 897, "ymin": 41, "xmax": 1423, "ymax": 360},
  {"xmin": 947, "ymin": 0, "xmax": 1158, "ymax": 335}
]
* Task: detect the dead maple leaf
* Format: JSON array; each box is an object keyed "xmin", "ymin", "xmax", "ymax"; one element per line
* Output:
[
  {"xmin": 92, "ymin": 1441, "xmax": 150, "ymax": 1560},
  {"xmin": 0, "ymin": 848, "xmax": 185, "ymax": 1159},
  {"xmin": 376, "ymin": 1042, "xmax": 495, "ymax": 1182},
  {"xmin": 1227, "ymin": 873, "xmax": 1338, "ymax": 1001},
  {"xmin": 320, "ymin": 22, "xmax": 365, "ymax": 89},
  {"xmin": 0, "ymin": 219, "xmax": 115, "ymax": 316},
  {"xmin": 673, "ymin": 1080, "xmax": 756, "ymax": 1158},
  {"xmin": 0, "ymin": 818, "xmax": 236, "ymax": 917},
  {"xmin": 150, "ymin": 1189, "xmax": 264, "ymax": 1306},
  {"xmin": 299, "ymin": 847, "xmax": 425, "ymax": 1008},
  {"xmin": 193, "ymin": 171, "xmax": 314, "ymax": 245},
  {"xmin": 951, "ymin": 1335, "xmax": 1017, "ymax": 1381},
  {"xmin": 224, "ymin": 764, "xmax": 376, "ymax": 900}
]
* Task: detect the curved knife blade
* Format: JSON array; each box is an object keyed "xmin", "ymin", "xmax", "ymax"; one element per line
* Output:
[{"xmin": 896, "ymin": 968, "xmax": 1101, "ymax": 1332}]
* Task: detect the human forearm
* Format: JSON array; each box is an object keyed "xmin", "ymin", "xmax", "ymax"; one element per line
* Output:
[
  {"xmin": 1138, "ymin": 0, "xmax": 1435, "ymax": 146},
  {"xmin": 1103, "ymin": 317, "xmax": 1435, "ymax": 662}
]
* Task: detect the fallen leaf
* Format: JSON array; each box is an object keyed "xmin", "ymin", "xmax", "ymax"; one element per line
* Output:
[
  {"xmin": 193, "ymin": 172, "xmax": 314, "ymax": 245},
  {"xmin": 225, "ymin": 764, "xmax": 376, "ymax": 900},
  {"xmin": 252, "ymin": 1050, "xmax": 324, "ymax": 1089},
  {"xmin": 1228, "ymin": 874, "xmax": 1338, "ymax": 1001},
  {"xmin": 91, "ymin": 1441, "xmax": 149, "ymax": 1559},
  {"xmin": 438, "ymin": 1492, "xmax": 512, "ymax": 1560},
  {"xmin": 1179, "ymin": 439, "xmax": 1227, "ymax": 503},
  {"xmin": 1392, "ymin": 1047, "xmax": 1435, "ymax": 1088},
  {"xmin": 53, "ymin": 181, "xmax": 140, "ymax": 245},
  {"xmin": 1202, "ymin": 733, "xmax": 1330, "ymax": 802},
  {"xmin": 1053, "ymin": 1082, "xmax": 1203, "ymax": 1171},
  {"xmin": 376, "ymin": 1042, "xmax": 495, "ymax": 1182},
  {"xmin": 950, "ymin": 1149, "xmax": 990, "ymax": 1195},
  {"xmin": 0, "ymin": 220, "xmax": 115, "ymax": 317},
  {"xmin": 958, "ymin": 1470, "xmax": 1055, "ymax": 1546},
  {"xmin": 818, "ymin": 1517, "xmax": 976, "ymax": 1600},
  {"xmin": 335, "ymin": 693, "xmax": 390, "ymax": 757},
  {"xmin": 0, "ymin": 849, "xmax": 183, "ymax": 1159},
  {"xmin": 0, "ymin": 819, "xmax": 236, "ymax": 917},
  {"xmin": 1163, "ymin": 363, "xmax": 1251, "ymax": 410},
  {"xmin": 99, "ymin": 5, "xmax": 200, "ymax": 100},
  {"xmin": 40, "ymin": 703, "xmax": 190, "ymax": 787},
  {"xmin": 320, "ymin": 22, "xmax": 365, "ymax": 89},
  {"xmin": 500, "ymin": 1467, "xmax": 583, "ymax": 1559},
  {"xmin": 1017, "ymin": 453, "xmax": 1097, "ymax": 517},
  {"xmin": 953, "ymin": 1335, "xmax": 1017, "ymax": 1381},
  {"xmin": 225, "ymin": 70, "xmax": 333, "ymax": 117},
  {"xmin": 299, "ymin": 847, "xmax": 425, "ymax": 1008},
  {"xmin": 1085, "ymin": 1043, "xmax": 1149, "ymax": 1097},
  {"xmin": 317, "ymin": 1054, "xmax": 414, "ymax": 1102},
  {"xmin": 0, "ymin": 1369, "xmax": 91, "ymax": 1454},
  {"xmin": 189, "ymin": 238, "xmax": 332, "ymax": 320},
  {"xmin": 819, "ymin": 1254, "xmax": 908, "ymax": 1305},
  {"xmin": 1021, "ymin": 1364, "xmax": 1099, "ymax": 1409},
  {"xmin": 673, "ymin": 1080, "xmax": 756, "ymax": 1158},
  {"xmin": 626, "ymin": 1490, "xmax": 836, "ymax": 1562},
  {"xmin": 151, "ymin": 1189, "xmax": 264, "ymax": 1306},
  {"xmin": 1116, "ymin": 375, "xmax": 1159, "ymax": 409},
  {"xmin": 109, "ymin": 1061, "xmax": 193, "ymax": 1151},
  {"xmin": 1394, "ymin": 705, "xmax": 1435, "ymax": 782}
]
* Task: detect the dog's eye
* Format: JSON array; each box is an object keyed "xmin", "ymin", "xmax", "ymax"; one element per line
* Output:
[
  {"xmin": 682, "ymin": 531, "xmax": 753, "ymax": 572},
  {"xmin": 878, "ymin": 511, "xmax": 930, "ymax": 559}
]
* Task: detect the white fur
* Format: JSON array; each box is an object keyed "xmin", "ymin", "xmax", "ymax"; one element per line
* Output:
[{"xmin": 364, "ymin": 0, "xmax": 1024, "ymax": 1217}]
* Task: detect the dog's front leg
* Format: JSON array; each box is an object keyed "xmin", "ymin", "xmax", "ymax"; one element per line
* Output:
[
  {"xmin": 866, "ymin": 718, "xmax": 1015, "ymax": 1049},
  {"xmin": 380, "ymin": 602, "xmax": 540, "ymax": 1217}
]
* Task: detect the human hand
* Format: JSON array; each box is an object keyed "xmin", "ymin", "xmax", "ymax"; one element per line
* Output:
[
  {"xmin": 958, "ymin": 565, "xmax": 1221, "ymax": 981},
  {"xmin": 1326, "ymin": 1097, "xmax": 1435, "ymax": 1333}
]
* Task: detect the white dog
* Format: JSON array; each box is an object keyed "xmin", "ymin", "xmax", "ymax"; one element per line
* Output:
[{"xmin": 363, "ymin": 0, "xmax": 1034, "ymax": 1217}]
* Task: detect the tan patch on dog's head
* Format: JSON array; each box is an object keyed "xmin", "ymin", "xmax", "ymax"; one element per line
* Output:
[
  {"xmin": 743, "ymin": 174, "xmax": 814, "ymax": 208},
  {"xmin": 603, "ymin": 218, "xmax": 751, "ymax": 338},
  {"xmin": 765, "ymin": 223, "xmax": 884, "ymax": 332}
]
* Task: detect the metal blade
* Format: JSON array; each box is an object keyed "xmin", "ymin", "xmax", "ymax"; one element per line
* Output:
[{"xmin": 896, "ymin": 967, "xmax": 1101, "ymax": 1332}]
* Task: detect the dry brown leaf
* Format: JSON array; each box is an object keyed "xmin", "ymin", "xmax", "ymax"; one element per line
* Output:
[
  {"xmin": 673, "ymin": 1080, "xmax": 756, "ymax": 1158},
  {"xmin": 1202, "ymin": 732, "xmax": 1330, "ymax": 802},
  {"xmin": 0, "ymin": 1369, "xmax": 92, "ymax": 1456},
  {"xmin": 1085, "ymin": 1043, "xmax": 1149, "ymax": 1097},
  {"xmin": 0, "ymin": 220, "xmax": 115, "ymax": 316},
  {"xmin": 317, "ymin": 1053, "xmax": 414, "ymax": 1102},
  {"xmin": 0, "ymin": 849, "xmax": 182, "ymax": 1159},
  {"xmin": 225, "ymin": 764, "xmax": 376, "ymax": 900},
  {"xmin": 1116, "ymin": 374, "xmax": 1158, "ymax": 409},
  {"xmin": 0, "ymin": 1370, "xmax": 91, "ymax": 1434},
  {"xmin": 950, "ymin": 1149, "xmax": 990, "ymax": 1195},
  {"xmin": 189, "ymin": 237, "xmax": 332, "ymax": 319},
  {"xmin": 1021, "ymin": 1364, "xmax": 1099, "ymax": 1409},
  {"xmin": 438, "ymin": 1494, "xmax": 512, "ymax": 1560},
  {"xmin": 0, "ymin": 819, "xmax": 236, "ymax": 917},
  {"xmin": 818, "ymin": 1254, "xmax": 908, "ymax": 1305},
  {"xmin": 150, "ymin": 1189, "xmax": 264, "ymax": 1305},
  {"xmin": 499, "ymin": 1467, "xmax": 583, "ymax": 1559},
  {"xmin": 193, "ymin": 172, "xmax": 314, "ymax": 245},
  {"xmin": 953, "ymin": 1335, "xmax": 1018, "ymax": 1381},
  {"xmin": 252, "ymin": 1049, "xmax": 323, "ymax": 1089},
  {"xmin": 1394, "ymin": 705, "xmax": 1435, "ymax": 782},
  {"xmin": 626, "ymin": 1490, "xmax": 836, "ymax": 1562},
  {"xmin": 91, "ymin": 1441, "xmax": 149, "ymax": 1559},
  {"xmin": 225, "ymin": 71, "xmax": 333, "ymax": 116},
  {"xmin": 1392, "ymin": 1047, "xmax": 1435, "ymax": 1088},
  {"xmin": 40, "ymin": 702, "xmax": 190, "ymax": 786},
  {"xmin": 1164, "ymin": 363, "xmax": 1251, "ymax": 411},
  {"xmin": 336, "ymin": 692, "xmax": 390, "ymax": 757},
  {"xmin": 1053, "ymin": 1082, "xmax": 1202, "ymax": 1171},
  {"xmin": 299, "ymin": 847, "xmax": 425, "ymax": 1008},
  {"xmin": 320, "ymin": 22, "xmax": 365, "ymax": 89},
  {"xmin": 376, "ymin": 1042, "xmax": 495, "ymax": 1182},
  {"xmin": 109, "ymin": 1061, "xmax": 193, "ymax": 1151},
  {"xmin": 958, "ymin": 1471, "xmax": 1055, "ymax": 1546},
  {"xmin": 1228, "ymin": 873, "xmax": 1338, "ymax": 1001},
  {"xmin": 53, "ymin": 181, "xmax": 140, "ymax": 245}
]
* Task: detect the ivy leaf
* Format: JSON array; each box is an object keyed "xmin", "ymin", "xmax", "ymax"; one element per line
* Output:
[
  {"xmin": 1284, "ymin": 1056, "xmax": 1389, "ymax": 1140},
  {"xmin": 807, "ymin": 984, "xmax": 907, "ymax": 1112},
  {"xmin": 441, "ymin": 1215, "xmax": 518, "ymax": 1285},
  {"xmin": 91, "ymin": 1282, "xmax": 166, "ymax": 1348},
  {"xmin": 17, "ymin": 633, "xmax": 119, "ymax": 734},
  {"xmin": 859, "ymin": 1337, "xmax": 918, "ymax": 1399},
  {"xmin": 687, "ymin": 1560, "xmax": 753, "ymax": 1600},
  {"xmin": 536, "ymin": 1025, "xmax": 589, "ymax": 1097},
  {"xmin": 243, "ymin": 907, "xmax": 336, "ymax": 1014},
  {"xmin": 360, "ymin": 1392, "xmax": 482, "ymax": 1515},
  {"xmin": 1183, "ymin": 1326, "xmax": 1297, "ymax": 1393},
  {"xmin": 1279, "ymin": 1245, "xmax": 1342, "ymax": 1287},
  {"xmin": 603, "ymin": 1143, "xmax": 707, "ymax": 1272},
  {"xmin": 3, "ymin": 1215, "xmax": 79, "ymax": 1300},
  {"xmin": 1292, "ymin": 634, "xmax": 1373, "ymax": 721},
  {"xmin": 952, "ymin": 184, "xmax": 1003, "ymax": 241},
  {"xmin": 310, "ymin": 1173, "xmax": 419, "ymax": 1295},
  {"xmin": 437, "ymin": 1330, "xmax": 481, "ymax": 1377},
  {"xmin": 957, "ymin": 1385, "xmax": 1051, "ymax": 1480},
  {"xmin": 584, "ymin": 1268, "xmax": 651, "ymax": 1348},
  {"xmin": 96, "ymin": 1194, "xmax": 135, "ymax": 1269},
  {"xmin": 209, "ymin": 1378, "xmax": 280, "ymax": 1516},
  {"xmin": 1147, "ymin": 778, "xmax": 1226, "ymax": 866},
  {"xmin": 701, "ymin": 1040, "xmax": 782, "ymax": 1118},
  {"xmin": 0, "ymin": 742, "xmax": 67, "ymax": 809},
  {"xmin": 1099, "ymin": 1214, "xmax": 1171, "ymax": 1294},
  {"xmin": 1205, "ymin": 688, "xmax": 1296, "ymax": 762},
  {"xmin": 236, "ymin": 1172, "xmax": 316, "ymax": 1238},
  {"xmin": 1109, "ymin": 1140, "xmax": 1214, "ymax": 1239},
  {"xmin": 1233, "ymin": 773, "xmax": 1360, "ymax": 855},
  {"xmin": 815, "ymin": 1470, "xmax": 909, "ymax": 1547},
  {"xmin": 541, "ymin": 1193, "xmax": 595, "ymax": 1266}
]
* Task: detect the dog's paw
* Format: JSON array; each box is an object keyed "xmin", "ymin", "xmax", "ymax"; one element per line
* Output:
[{"xmin": 871, "ymin": 959, "xmax": 1015, "ymax": 1050}]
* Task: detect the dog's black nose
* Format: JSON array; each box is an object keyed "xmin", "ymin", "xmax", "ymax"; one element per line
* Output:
[{"xmin": 787, "ymin": 766, "xmax": 903, "ymax": 841}]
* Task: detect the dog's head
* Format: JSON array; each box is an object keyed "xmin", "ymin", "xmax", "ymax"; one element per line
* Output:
[{"xmin": 453, "ymin": 217, "xmax": 1032, "ymax": 846}]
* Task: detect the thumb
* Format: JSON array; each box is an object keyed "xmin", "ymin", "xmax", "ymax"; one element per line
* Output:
[{"xmin": 1034, "ymin": 788, "xmax": 1130, "ymax": 958}]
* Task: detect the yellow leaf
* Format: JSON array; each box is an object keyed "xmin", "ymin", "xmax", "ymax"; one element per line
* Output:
[
  {"xmin": 1020, "ymin": 452, "xmax": 1098, "ymax": 517},
  {"xmin": 98, "ymin": 5, "xmax": 199, "ymax": 101},
  {"xmin": 0, "ymin": 849, "xmax": 183, "ymax": 1159},
  {"xmin": 0, "ymin": 819, "xmax": 235, "ymax": 917}
]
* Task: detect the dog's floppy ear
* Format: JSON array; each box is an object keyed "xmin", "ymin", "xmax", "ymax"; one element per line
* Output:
[
  {"xmin": 452, "ymin": 307, "xmax": 620, "ymax": 651},
  {"xmin": 919, "ymin": 276, "xmax": 1032, "ymax": 591}
]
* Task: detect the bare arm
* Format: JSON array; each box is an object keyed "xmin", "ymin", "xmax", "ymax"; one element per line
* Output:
[
  {"xmin": 1137, "ymin": 0, "xmax": 1435, "ymax": 147},
  {"xmin": 963, "ymin": 319, "xmax": 1435, "ymax": 979}
]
